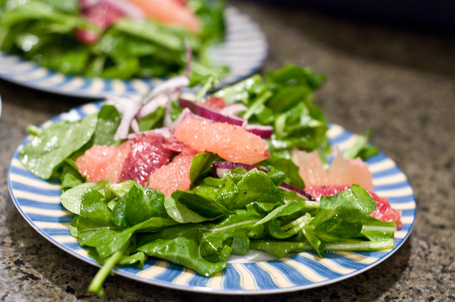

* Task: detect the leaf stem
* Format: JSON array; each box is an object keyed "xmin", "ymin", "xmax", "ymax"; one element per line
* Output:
[
  {"xmin": 88, "ymin": 250, "xmax": 123, "ymax": 296},
  {"xmin": 323, "ymin": 239, "xmax": 395, "ymax": 251}
]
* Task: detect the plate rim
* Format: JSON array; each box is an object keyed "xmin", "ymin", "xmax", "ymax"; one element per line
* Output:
[{"xmin": 7, "ymin": 101, "xmax": 416, "ymax": 295}]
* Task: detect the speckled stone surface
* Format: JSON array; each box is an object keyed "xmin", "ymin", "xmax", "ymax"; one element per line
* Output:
[{"xmin": 1, "ymin": 1, "xmax": 454, "ymax": 301}]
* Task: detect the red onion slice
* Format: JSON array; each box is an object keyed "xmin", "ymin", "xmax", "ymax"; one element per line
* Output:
[
  {"xmin": 212, "ymin": 161, "xmax": 314, "ymax": 200},
  {"xmin": 179, "ymin": 98, "xmax": 245, "ymax": 126},
  {"xmin": 219, "ymin": 103, "xmax": 248, "ymax": 116},
  {"xmin": 278, "ymin": 182, "xmax": 315, "ymax": 201},
  {"xmin": 178, "ymin": 98, "xmax": 274, "ymax": 139},
  {"xmin": 244, "ymin": 124, "xmax": 274, "ymax": 139}
]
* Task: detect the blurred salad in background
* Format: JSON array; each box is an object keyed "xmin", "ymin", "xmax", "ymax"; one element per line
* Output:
[{"xmin": 0, "ymin": 0, "xmax": 226, "ymax": 79}]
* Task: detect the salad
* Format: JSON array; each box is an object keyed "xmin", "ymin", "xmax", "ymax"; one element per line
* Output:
[
  {"xmin": 19, "ymin": 64, "xmax": 401, "ymax": 296},
  {"xmin": 0, "ymin": 0, "xmax": 226, "ymax": 79}
]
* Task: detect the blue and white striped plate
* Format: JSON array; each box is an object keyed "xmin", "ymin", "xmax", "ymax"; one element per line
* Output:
[
  {"xmin": 0, "ymin": 6, "xmax": 268, "ymax": 99},
  {"xmin": 7, "ymin": 101, "xmax": 416, "ymax": 295}
]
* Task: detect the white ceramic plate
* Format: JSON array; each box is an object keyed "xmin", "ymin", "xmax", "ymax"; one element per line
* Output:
[
  {"xmin": 0, "ymin": 6, "xmax": 268, "ymax": 98},
  {"xmin": 8, "ymin": 101, "xmax": 416, "ymax": 295}
]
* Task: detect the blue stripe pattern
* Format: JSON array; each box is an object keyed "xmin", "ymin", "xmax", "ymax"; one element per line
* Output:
[
  {"xmin": 292, "ymin": 255, "xmax": 344, "ymax": 279},
  {"xmin": 154, "ymin": 263, "xmax": 184, "ymax": 283},
  {"xmin": 243, "ymin": 263, "xmax": 278, "ymax": 289},
  {"xmin": 10, "ymin": 182, "xmax": 61, "ymax": 195},
  {"xmin": 223, "ymin": 265, "xmax": 242, "ymax": 290},
  {"xmin": 15, "ymin": 199, "xmax": 66, "ymax": 210},
  {"xmin": 267, "ymin": 260, "xmax": 314, "ymax": 285},
  {"xmin": 7, "ymin": 101, "xmax": 416, "ymax": 294}
]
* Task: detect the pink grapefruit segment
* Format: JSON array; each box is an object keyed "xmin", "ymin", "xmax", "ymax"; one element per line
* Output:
[
  {"xmin": 120, "ymin": 133, "xmax": 173, "ymax": 186},
  {"xmin": 174, "ymin": 118, "xmax": 270, "ymax": 164},
  {"xmin": 76, "ymin": 133, "xmax": 175, "ymax": 186},
  {"xmin": 292, "ymin": 150, "xmax": 374, "ymax": 191},
  {"xmin": 148, "ymin": 150, "xmax": 197, "ymax": 196},
  {"xmin": 127, "ymin": 0, "xmax": 201, "ymax": 33},
  {"xmin": 75, "ymin": 141, "xmax": 131, "ymax": 183},
  {"xmin": 304, "ymin": 185, "xmax": 402, "ymax": 230}
]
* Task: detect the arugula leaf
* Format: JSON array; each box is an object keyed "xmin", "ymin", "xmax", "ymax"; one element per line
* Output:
[
  {"xmin": 213, "ymin": 75, "xmax": 265, "ymax": 105},
  {"xmin": 191, "ymin": 177, "xmax": 239, "ymax": 210},
  {"xmin": 171, "ymin": 190, "xmax": 231, "ymax": 218},
  {"xmin": 200, "ymin": 211, "xmax": 261, "ymax": 262},
  {"xmin": 233, "ymin": 169, "xmax": 282, "ymax": 209},
  {"xmin": 136, "ymin": 228, "xmax": 228, "ymax": 277},
  {"xmin": 303, "ymin": 185, "xmax": 378, "ymax": 257},
  {"xmin": 259, "ymin": 157, "xmax": 305, "ymax": 188},
  {"xmin": 249, "ymin": 240, "xmax": 312, "ymax": 258},
  {"xmin": 19, "ymin": 113, "xmax": 98, "ymax": 179},
  {"xmin": 343, "ymin": 130, "xmax": 380, "ymax": 160},
  {"xmin": 266, "ymin": 63, "xmax": 326, "ymax": 90},
  {"xmin": 164, "ymin": 196, "xmax": 219, "ymax": 223},
  {"xmin": 230, "ymin": 236, "xmax": 250, "ymax": 255},
  {"xmin": 77, "ymin": 189, "xmax": 117, "ymax": 234},
  {"xmin": 111, "ymin": 183, "xmax": 168, "ymax": 228},
  {"xmin": 311, "ymin": 184, "xmax": 376, "ymax": 226},
  {"xmin": 59, "ymin": 159, "xmax": 84, "ymax": 192},
  {"xmin": 189, "ymin": 152, "xmax": 222, "ymax": 186},
  {"xmin": 137, "ymin": 107, "xmax": 165, "ymax": 132},
  {"xmin": 60, "ymin": 179, "xmax": 110, "ymax": 215},
  {"xmin": 39, "ymin": 0, "xmax": 79, "ymax": 14},
  {"xmin": 105, "ymin": 180, "xmax": 136, "ymax": 200},
  {"xmin": 93, "ymin": 104, "xmax": 121, "ymax": 146},
  {"xmin": 360, "ymin": 216, "xmax": 397, "ymax": 241}
]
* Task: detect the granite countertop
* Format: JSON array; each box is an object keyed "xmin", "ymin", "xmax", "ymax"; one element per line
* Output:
[{"xmin": 0, "ymin": 1, "xmax": 454, "ymax": 301}]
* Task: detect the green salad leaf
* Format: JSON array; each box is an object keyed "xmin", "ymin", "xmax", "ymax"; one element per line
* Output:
[
  {"xmin": 213, "ymin": 63, "xmax": 331, "ymax": 159},
  {"xmin": 19, "ymin": 113, "xmax": 98, "ymax": 179}
]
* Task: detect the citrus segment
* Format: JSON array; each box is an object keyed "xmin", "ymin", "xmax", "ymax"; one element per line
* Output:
[
  {"xmin": 120, "ymin": 133, "xmax": 173, "ymax": 186},
  {"xmin": 174, "ymin": 118, "xmax": 269, "ymax": 164},
  {"xmin": 128, "ymin": 0, "xmax": 201, "ymax": 33},
  {"xmin": 148, "ymin": 151, "xmax": 197, "ymax": 196},
  {"xmin": 75, "ymin": 142, "xmax": 130, "ymax": 183},
  {"xmin": 292, "ymin": 150, "xmax": 374, "ymax": 191}
]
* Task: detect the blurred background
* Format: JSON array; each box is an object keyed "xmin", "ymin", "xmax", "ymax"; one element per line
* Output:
[{"xmin": 262, "ymin": 0, "xmax": 455, "ymax": 32}]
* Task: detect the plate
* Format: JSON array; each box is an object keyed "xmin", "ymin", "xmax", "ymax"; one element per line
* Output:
[
  {"xmin": 0, "ymin": 6, "xmax": 268, "ymax": 99},
  {"xmin": 8, "ymin": 101, "xmax": 416, "ymax": 295}
]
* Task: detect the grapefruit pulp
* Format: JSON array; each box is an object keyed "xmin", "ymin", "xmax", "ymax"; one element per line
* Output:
[{"xmin": 174, "ymin": 118, "xmax": 270, "ymax": 164}]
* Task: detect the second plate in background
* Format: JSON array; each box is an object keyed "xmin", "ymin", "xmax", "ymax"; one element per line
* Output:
[{"xmin": 0, "ymin": 6, "xmax": 268, "ymax": 99}]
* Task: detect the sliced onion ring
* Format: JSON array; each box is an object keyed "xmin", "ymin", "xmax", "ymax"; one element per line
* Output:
[
  {"xmin": 179, "ymin": 98, "xmax": 274, "ymax": 139},
  {"xmin": 179, "ymin": 98, "xmax": 244, "ymax": 126},
  {"xmin": 219, "ymin": 103, "xmax": 248, "ymax": 116},
  {"xmin": 244, "ymin": 124, "xmax": 274, "ymax": 139},
  {"xmin": 278, "ymin": 182, "xmax": 315, "ymax": 201}
]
